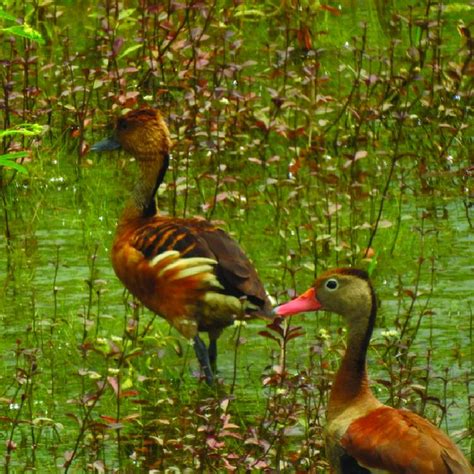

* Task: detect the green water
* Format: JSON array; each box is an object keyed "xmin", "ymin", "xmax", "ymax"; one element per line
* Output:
[{"xmin": 1, "ymin": 156, "xmax": 472, "ymax": 469}]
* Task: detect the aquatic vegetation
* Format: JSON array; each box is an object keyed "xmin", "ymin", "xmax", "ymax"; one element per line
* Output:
[{"xmin": 0, "ymin": 1, "xmax": 472, "ymax": 471}]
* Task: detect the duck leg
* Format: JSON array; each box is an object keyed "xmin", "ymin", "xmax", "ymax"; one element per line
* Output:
[
  {"xmin": 193, "ymin": 335, "xmax": 213, "ymax": 385},
  {"xmin": 208, "ymin": 337, "xmax": 218, "ymax": 375}
]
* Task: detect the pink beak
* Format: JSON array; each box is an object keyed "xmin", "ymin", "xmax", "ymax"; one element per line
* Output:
[{"xmin": 274, "ymin": 287, "xmax": 322, "ymax": 317}]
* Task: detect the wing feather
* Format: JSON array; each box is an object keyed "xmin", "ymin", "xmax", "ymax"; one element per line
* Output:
[
  {"xmin": 341, "ymin": 406, "xmax": 472, "ymax": 474},
  {"xmin": 128, "ymin": 217, "xmax": 272, "ymax": 317},
  {"xmin": 197, "ymin": 227, "xmax": 272, "ymax": 314}
]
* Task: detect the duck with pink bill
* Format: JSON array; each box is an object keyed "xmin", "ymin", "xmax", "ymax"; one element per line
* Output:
[{"xmin": 274, "ymin": 267, "xmax": 472, "ymax": 474}]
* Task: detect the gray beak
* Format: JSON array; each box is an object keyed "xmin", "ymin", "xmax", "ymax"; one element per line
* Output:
[{"xmin": 90, "ymin": 136, "xmax": 121, "ymax": 152}]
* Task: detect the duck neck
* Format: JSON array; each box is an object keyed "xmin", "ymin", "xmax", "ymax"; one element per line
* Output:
[
  {"xmin": 123, "ymin": 153, "xmax": 169, "ymax": 221},
  {"xmin": 328, "ymin": 292, "xmax": 377, "ymax": 419}
]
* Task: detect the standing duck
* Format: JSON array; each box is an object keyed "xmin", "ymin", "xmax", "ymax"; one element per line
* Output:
[
  {"xmin": 275, "ymin": 268, "xmax": 472, "ymax": 473},
  {"xmin": 91, "ymin": 108, "xmax": 272, "ymax": 384}
]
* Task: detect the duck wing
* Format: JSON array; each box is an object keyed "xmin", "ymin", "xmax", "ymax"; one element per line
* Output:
[
  {"xmin": 128, "ymin": 217, "xmax": 272, "ymax": 318},
  {"xmin": 340, "ymin": 406, "xmax": 472, "ymax": 474}
]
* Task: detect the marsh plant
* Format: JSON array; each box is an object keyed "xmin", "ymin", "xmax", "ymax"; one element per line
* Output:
[{"xmin": 0, "ymin": 1, "xmax": 472, "ymax": 471}]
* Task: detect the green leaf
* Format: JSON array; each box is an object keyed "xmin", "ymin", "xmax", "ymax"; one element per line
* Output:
[
  {"xmin": 0, "ymin": 8, "xmax": 17, "ymax": 21},
  {"xmin": 118, "ymin": 43, "xmax": 142, "ymax": 59},
  {"xmin": 0, "ymin": 152, "xmax": 29, "ymax": 174},
  {"xmin": 0, "ymin": 123, "xmax": 43, "ymax": 138},
  {"xmin": 0, "ymin": 151, "xmax": 29, "ymax": 160},
  {"xmin": 444, "ymin": 3, "xmax": 473, "ymax": 13},
  {"xmin": 234, "ymin": 6, "xmax": 265, "ymax": 18},
  {"xmin": 367, "ymin": 253, "xmax": 378, "ymax": 277},
  {"xmin": 2, "ymin": 24, "xmax": 45, "ymax": 44},
  {"xmin": 118, "ymin": 8, "xmax": 136, "ymax": 20}
]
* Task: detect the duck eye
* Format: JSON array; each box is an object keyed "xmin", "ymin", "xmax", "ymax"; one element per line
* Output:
[
  {"xmin": 118, "ymin": 120, "xmax": 128, "ymax": 130},
  {"xmin": 325, "ymin": 278, "xmax": 338, "ymax": 291}
]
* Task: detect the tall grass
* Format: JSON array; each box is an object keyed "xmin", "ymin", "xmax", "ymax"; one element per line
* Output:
[{"xmin": 0, "ymin": 1, "xmax": 472, "ymax": 471}]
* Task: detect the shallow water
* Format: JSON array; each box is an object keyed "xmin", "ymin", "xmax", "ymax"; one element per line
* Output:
[{"xmin": 1, "ymin": 169, "xmax": 472, "ymax": 472}]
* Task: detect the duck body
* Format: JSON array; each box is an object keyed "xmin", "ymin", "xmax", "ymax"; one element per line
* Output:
[
  {"xmin": 327, "ymin": 402, "xmax": 471, "ymax": 473},
  {"xmin": 92, "ymin": 108, "xmax": 271, "ymax": 383},
  {"xmin": 331, "ymin": 405, "xmax": 471, "ymax": 474},
  {"xmin": 275, "ymin": 268, "xmax": 472, "ymax": 474},
  {"xmin": 112, "ymin": 214, "xmax": 271, "ymax": 340}
]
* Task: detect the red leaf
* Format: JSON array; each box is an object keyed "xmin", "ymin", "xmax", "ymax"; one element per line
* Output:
[
  {"xmin": 6, "ymin": 439, "xmax": 17, "ymax": 451},
  {"xmin": 258, "ymin": 330, "xmax": 280, "ymax": 343},
  {"xmin": 320, "ymin": 4, "xmax": 341, "ymax": 15},
  {"xmin": 403, "ymin": 289, "xmax": 416, "ymax": 299},
  {"xmin": 107, "ymin": 376, "xmax": 120, "ymax": 396},
  {"xmin": 63, "ymin": 450, "xmax": 74, "ymax": 463},
  {"xmin": 287, "ymin": 331, "xmax": 305, "ymax": 341},
  {"xmin": 215, "ymin": 192, "xmax": 229, "ymax": 202},
  {"xmin": 266, "ymin": 319, "xmax": 285, "ymax": 336},
  {"xmin": 206, "ymin": 436, "xmax": 225, "ymax": 449},
  {"xmin": 119, "ymin": 389, "xmax": 139, "ymax": 398},
  {"xmin": 354, "ymin": 150, "xmax": 368, "ymax": 161},
  {"xmin": 297, "ymin": 27, "xmax": 312, "ymax": 50},
  {"xmin": 100, "ymin": 415, "xmax": 119, "ymax": 424},
  {"xmin": 254, "ymin": 120, "xmax": 268, "ymax": 131},
  {"xmin": 289, "ymin": 158, "xmax": 302, "ymax": 175}
]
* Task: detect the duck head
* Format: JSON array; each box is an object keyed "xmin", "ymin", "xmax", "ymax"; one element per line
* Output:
[
  {"xmin": 275, "ymin": 268, "xmax": 376, "ymax": 329},
  {"xmin": 91, "ymin": 108, "xmax": 171, "ymax": 161}
]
